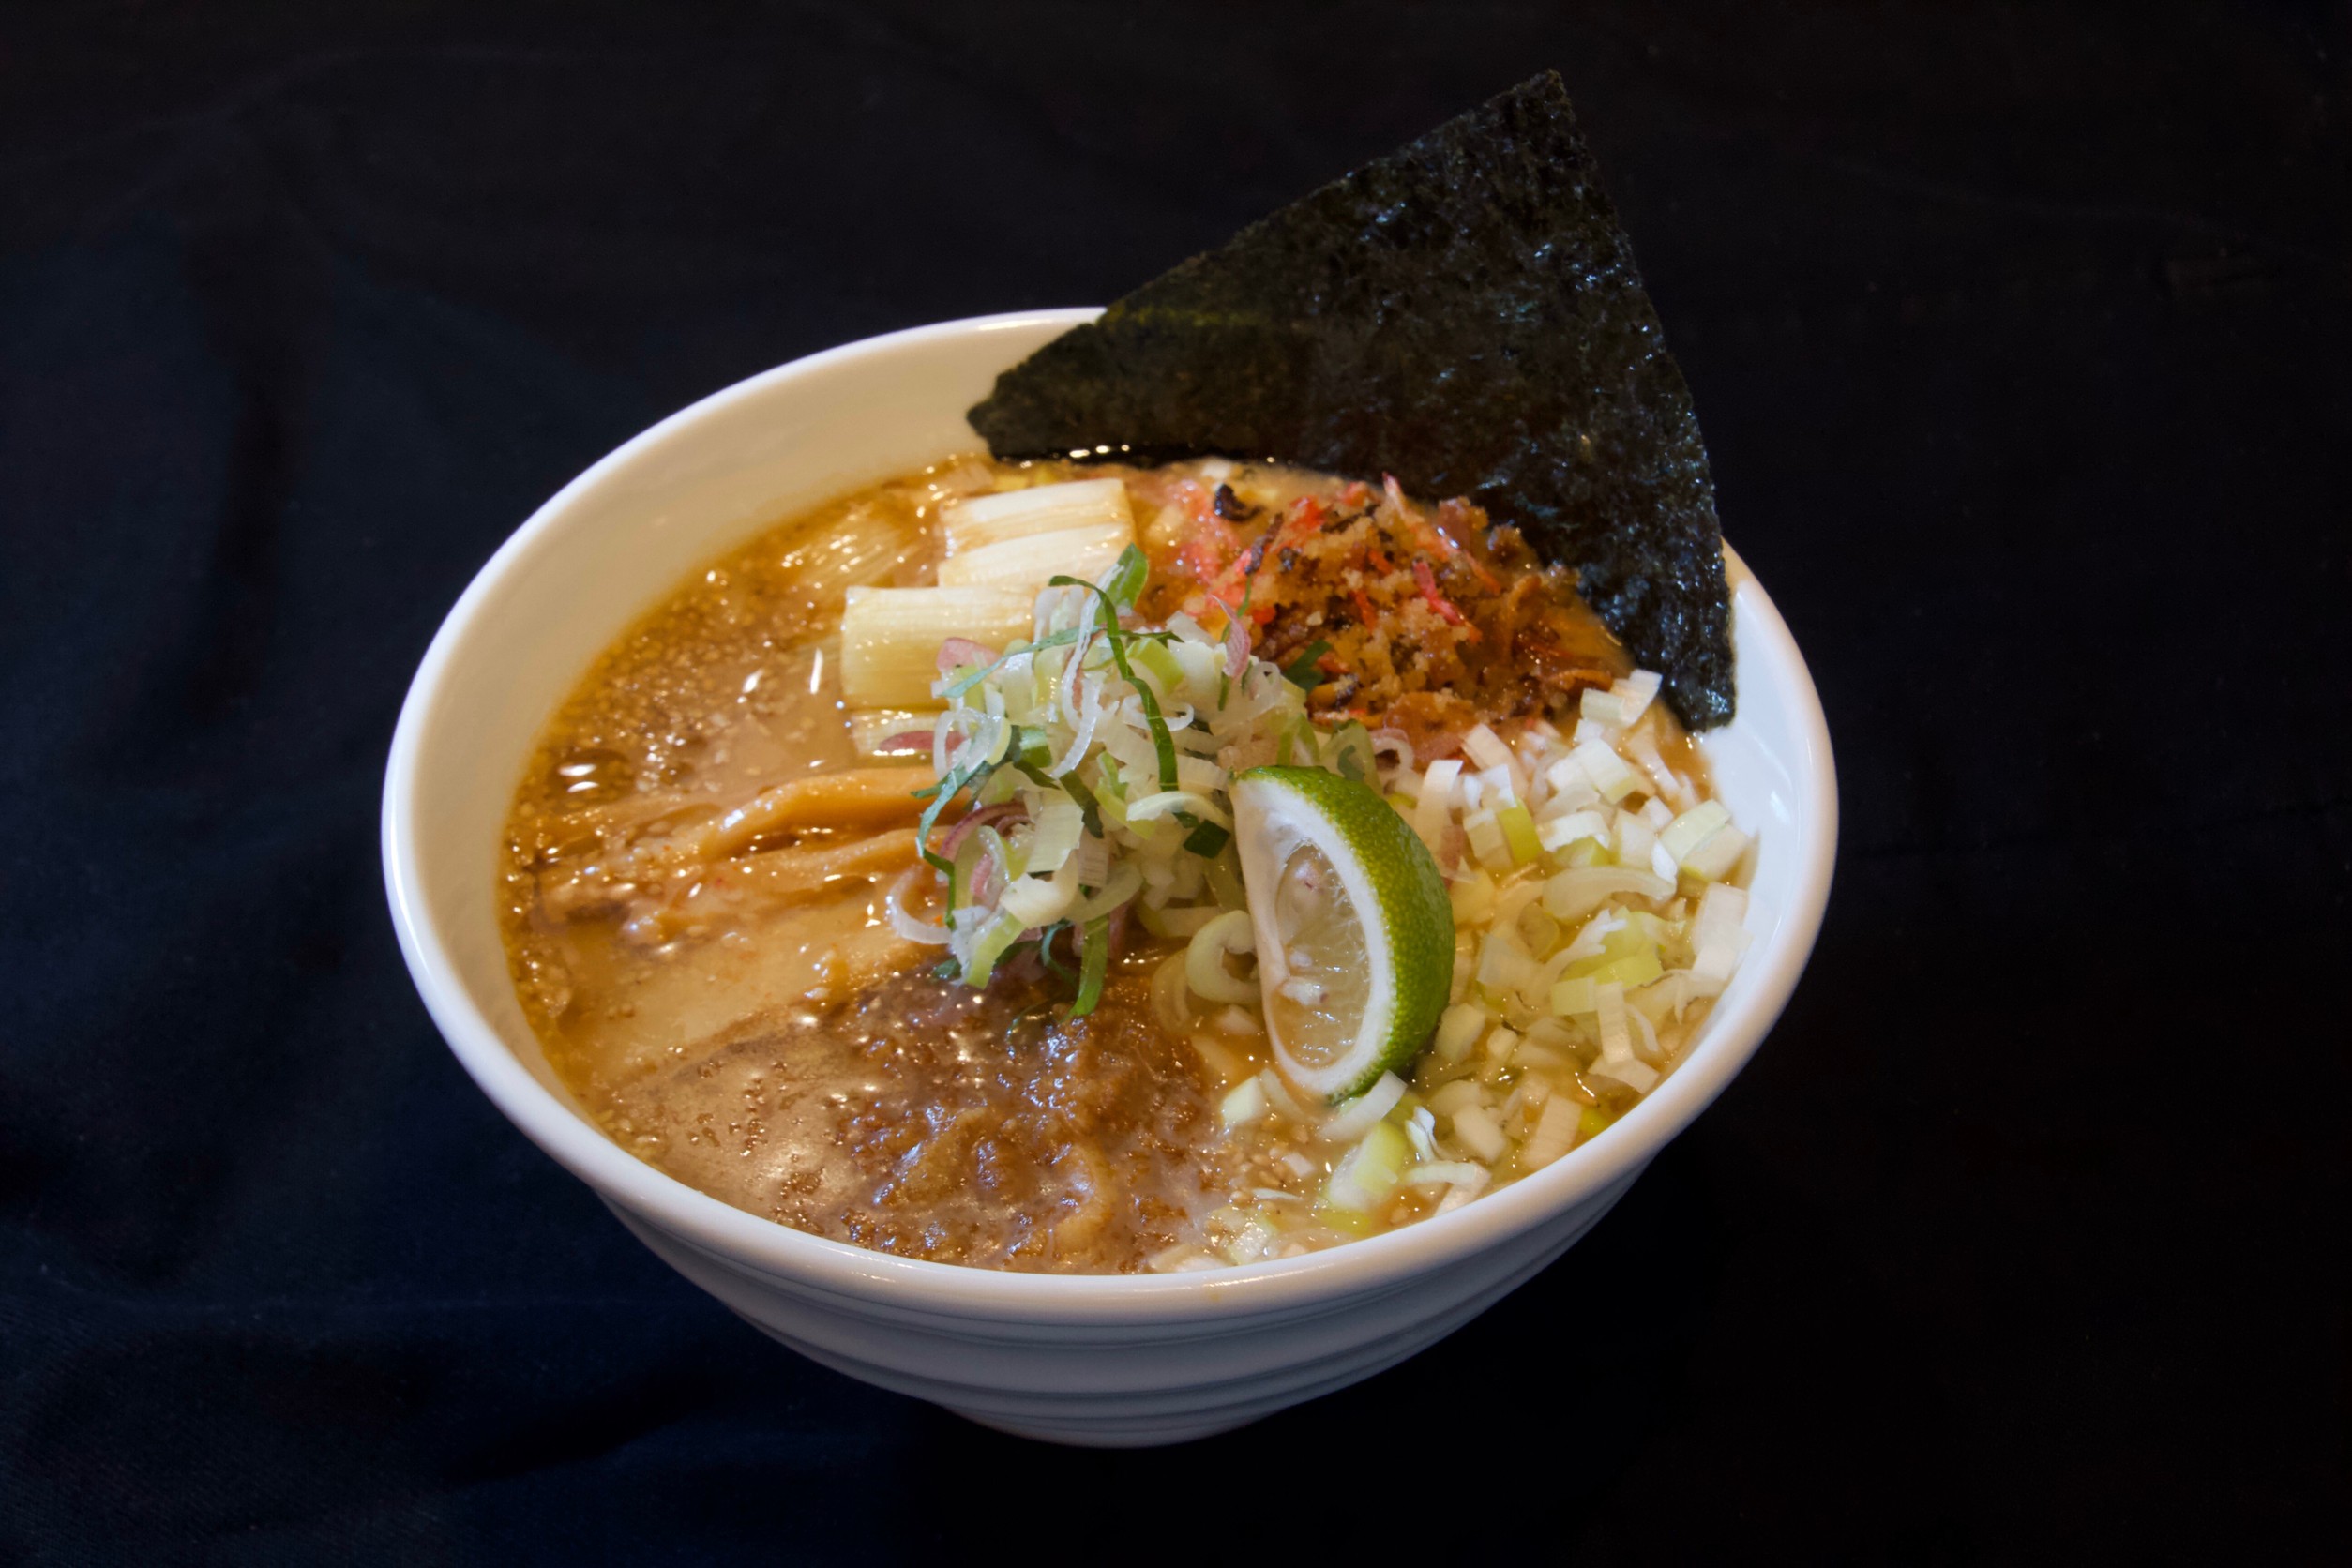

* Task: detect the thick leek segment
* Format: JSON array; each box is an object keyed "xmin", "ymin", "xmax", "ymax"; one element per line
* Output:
[
  {"xmin": 942, "ymin": 477, "xmax": 1135, "ymax": 555},
  {"xmin": 840, "ymin": 586, "xmax": 1032, "ymax": 707},
  {"xmin": 937, "ymin": 520, "xmax": 1135, "ymax": 594}
]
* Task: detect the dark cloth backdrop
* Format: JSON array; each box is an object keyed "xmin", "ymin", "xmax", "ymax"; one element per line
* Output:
[{"xmin": 4, "ymin": 4, "xmax": 2345, "ymax": 1560}]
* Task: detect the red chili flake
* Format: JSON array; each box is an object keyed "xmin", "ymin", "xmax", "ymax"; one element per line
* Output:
[
  {"xmin": 1316, "ymin": 653, "xmax": 1348, "ymax": 676},
  {"xmin": 1281, "ymin": 496, "xmax": 1326, "ymax": 545},
  {"xmin": 1413, "ymin": 557, "xmax": 1470, "ymax": 626},
  {"xmin": 1350, "ymin": 589, "xmax": 1380, "ymax": 624},
  {"xmin": 1364, "ymin": 545, "xmax": 1395, "ymax": 575}
]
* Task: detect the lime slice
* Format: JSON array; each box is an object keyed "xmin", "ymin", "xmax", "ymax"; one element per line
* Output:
[{"xmin": 1230, "ymin": 766, "xmax": 1456, "ymax": 1102}]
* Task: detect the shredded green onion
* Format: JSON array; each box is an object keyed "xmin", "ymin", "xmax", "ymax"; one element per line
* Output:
[
  {"xmin": 1071, "ymin": 914, "xmax": 1111, "ymax": 1016},
  {"xmin": 1281, "ymin": 639, "xmax": 1334, "ymax": 687}
]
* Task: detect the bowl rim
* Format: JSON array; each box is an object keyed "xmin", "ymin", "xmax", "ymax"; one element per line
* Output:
[{"xmin": 383, "ymin": 308, "xmax": 1838, "ymax": 1324}]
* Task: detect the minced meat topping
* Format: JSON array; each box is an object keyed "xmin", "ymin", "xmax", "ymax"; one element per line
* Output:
[{"xmin": 1142, "ymin": 472, "xmax": 1632, "ymax": 761}]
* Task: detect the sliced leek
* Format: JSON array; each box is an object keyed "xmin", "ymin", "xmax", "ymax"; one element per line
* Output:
[
  {"xmin": 839, "ymin": 586, "xmax": 1032, "ymax": 708},
  {"xmin": 942, "ymin": 477, "xmax": 1135, "ymax": 555},
  {"xmin": 937, "ymin": 520, "xmax": 1135, "ymax": 595}
]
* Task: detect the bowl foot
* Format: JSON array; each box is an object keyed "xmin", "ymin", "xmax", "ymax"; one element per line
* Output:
[{"xmin": 948, "ymin": 1407, "xmax": 1260, "ymax": 1447}]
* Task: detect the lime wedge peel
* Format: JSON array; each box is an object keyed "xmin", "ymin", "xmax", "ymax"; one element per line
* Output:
[{"xmin": 1230, "ymin": 766, "xmax": 1456, "ymax": 1102}]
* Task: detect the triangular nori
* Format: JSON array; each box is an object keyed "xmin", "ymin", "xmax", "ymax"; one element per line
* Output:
[{"xmin": 969, "ymin": 71, "xmax": 1733, "ymax": 729}]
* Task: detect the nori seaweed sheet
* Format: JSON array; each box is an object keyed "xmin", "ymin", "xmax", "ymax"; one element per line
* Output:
[{"xmin": 969, "ymin": 71, "xmax": 1734, "ymax": 729}]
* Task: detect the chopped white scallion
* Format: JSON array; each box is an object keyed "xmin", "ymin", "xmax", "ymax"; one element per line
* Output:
[
  {"xmin": 1474, "ymin": 927, "xmax": 1536, "ymax": 996},
  {"xmin": 1621, "ymin": 725, "xmax": 1698, "ymax": 813},
  {"xmin": 1691, "ymin": 883, "xmax": 1753, "ymax": 985},
  {"xmin": 1587, "ymin": 1053, "xmax": 1659, "ymax": 1094},
  {"xmin": 1623, "ymin": 1001, "xmax": 1666, "ymax": 1065},
  {"xmin": 1462, "ymin": 724, "xmax": 1515, "ymax": 775},
  {"xmin": 1174, "ymin": 754, "xmax": 1229, "ymax": 794},
  {"xmin": 1521, "ymin": 1095, "xmax": 1583, "ymax": 1168},
  {"xmin": 1610, "ymin": 670, "xmax": 1662, "ymax": 725},
  {"xmin": 1426, "ymin": 1078, "xmax": 1485, "ymax": 1118},
  {"xmin": 996, "ymin": 858, "xmax": 1077, "ymax": 927},
  {"xmin": 1325, "ymin": 1123, "xmax": 1411, "ymax": 1211},
  {"xmin": 1542, "ymin": 752, "xmax": 1591, "ymax": 798},
  {"xmin": 883, "ymin": 866, "xmax": 953, "ymax": 946},
  {"xmin": 1125, "ymin": 789, "xmax": 1230, "ymax": 830},
  {"xmin": 1024, "ymin": 795, "xmax": 1084, "ymax": 874},
  {"xmin": 1464, "ymin": 809, "xmax": 1511, "ymax": 871},
  {"xmin": 1613, "ymin": 809, "xmax": 1659, "ymax": 870},
  {"xmin": 1543, "ymin": 866, "xmax": 1674, "ymax": 923},
  {"xmin": 1681, "ymin": 824, "xmax": 1752, "ymax": 882},
  {"xmin": 1403, "ymin": 1107, "xmax": 1440, "ymax": 1162},
  {"xmin": 1571, "ymin": 739, "xmax": 1639, "ymax": 803},
  {"xmin": 1448, "ymin": 1104, "xmax": 1509, "ymax": 1163},
  {"xmin": 1660, "ymin": 801, "xmax": 1732, "ymax": 864},
  {"xmin": 1220, "ymin": 1077, "xmax": 1270, "ymax": 1128},
  {"xmin": 1413, "ymin": 757, "xmax": 1463, "ymax": 856},
  {"xmin": 1257, "ymin": 1069, "xmax": 1307, "ymax": 1122},
  {"xmin": 1213, "ymin": 1004, "xmax": 1263, "ymax": 1037},
  {"xmin": 1185, "ymin": 910, "xmax": 1259, "ymax": 1004},
  {"xmin": 1594, "ymin": 980, "xmax": 1633, "ymax": 1063},
  {"xmin": 1432, "ymin": 1003, "xmax": 1487, "ymax": 1065},
  {"xmin": 1319, "ymin": 1072, "xmax": 1408, "ymax": 1142},
  {"xmin": 1539, "ymin": 808, "xmax": 1611, "ymax": 854}
]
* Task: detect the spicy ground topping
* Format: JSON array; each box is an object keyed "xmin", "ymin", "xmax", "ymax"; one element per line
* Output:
[{"xmin": 1144, "ymin": 472, "xmax": 1630, "ymax": 761}]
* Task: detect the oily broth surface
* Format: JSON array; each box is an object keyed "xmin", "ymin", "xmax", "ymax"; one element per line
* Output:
[{"xmin": 500, "ymin": 455, "xmax": 1705, "ymax": 1274}]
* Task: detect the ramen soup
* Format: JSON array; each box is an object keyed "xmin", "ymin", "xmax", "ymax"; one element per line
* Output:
[{"xmin": 502, "ymin": 458, "xmax": 1755, "ymax": 1273}]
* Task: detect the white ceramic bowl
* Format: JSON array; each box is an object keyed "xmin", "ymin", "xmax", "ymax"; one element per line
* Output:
[{"xmin": 383, "ymin": 309, "xmax": 1837, "ymax": 1446}]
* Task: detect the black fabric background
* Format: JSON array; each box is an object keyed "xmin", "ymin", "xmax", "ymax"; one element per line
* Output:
[{"xmin": 4, "ymin": 3, "xmax": 2346, "ymax": 1560}]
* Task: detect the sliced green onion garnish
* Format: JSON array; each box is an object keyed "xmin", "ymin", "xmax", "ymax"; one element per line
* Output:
[
  {"xmin": 1050, "ymin": 570, "xmax": 1179, "ymax": 792},
  {"xmin": 937, "ymin": 627, "xmax": 1084, "ymax": 702},
  {"xmin": 1497, "ymin": 801, "xmax": 1542, "ymax": 864},
  {"xmin": 1101, "ymin": 543, "xmax": 1148, "ymax": 611},
  {"xmin": 1071, "ymin": 913, "xmax": 1111, "ymax": 1017},
  {"xmin": 1281, "ymin": 639, "xmax": 1334, "ymax": 687},
  {"xmin": 1131, "ymin": 637, "xmax": 1185, "ymax": 695},
  {"xmin": 1033, "ymin": 919, "xmax": 1075, "ymax": 982},
  {"xmin": 1181, "ymin": 817, "xmax": 1231, "ymax": 857}
]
